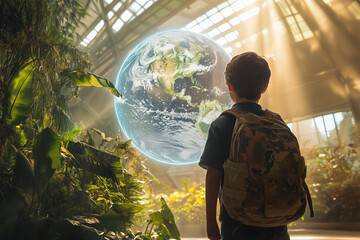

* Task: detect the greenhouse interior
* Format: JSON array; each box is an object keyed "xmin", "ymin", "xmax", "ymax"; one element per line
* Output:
[{"xmin": 1, "ymin": 0, "xmax": 360, "ymax": 239}]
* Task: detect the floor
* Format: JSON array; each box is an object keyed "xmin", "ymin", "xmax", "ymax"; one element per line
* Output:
[{"xmin": 182, "ymin": 229, "xmax": 360, "ymax": 240}]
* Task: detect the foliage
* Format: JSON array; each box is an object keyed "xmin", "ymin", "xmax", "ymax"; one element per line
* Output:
[
  {"xmin": 304, "ymin": 145, "xmax": 360, "ymax": 222},
  {"xmin": 63, "ymin": 70, "xmax": 121, "ymax": 97},
  {"xmin": 0, "ymin": 0, "xmax": 103, "ymax": 160},
  {"xmin": 0, "ymin": 1, "xmax": 181, "ymax": 239},
  {"xmin": 121, "ymin": 197, "xmax": 181, "ymax": 240},
  {"xmin": 0, "ymin": 127, "xmax": 180, "ymax": 239},
  {"xmin": 148, "ymin": 180, "xmax": 206, "ymax": 225}
]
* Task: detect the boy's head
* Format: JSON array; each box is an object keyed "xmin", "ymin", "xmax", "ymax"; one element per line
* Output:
[{"xmin": 225, "ymin": 52, "xmax": 271, "ymax": 101}]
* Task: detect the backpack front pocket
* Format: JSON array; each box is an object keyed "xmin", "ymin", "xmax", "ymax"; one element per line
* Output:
[{"xmin": 223, "ymin": 160, "xmax": 249, "ymax": 191}]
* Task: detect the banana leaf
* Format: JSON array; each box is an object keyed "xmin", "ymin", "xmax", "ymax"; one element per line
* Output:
[
  {"xmin": 33, "ymin": 128, "xmax": 61, "ymax": 195},
  {"xmin": 6, "ymin": 61, "xmax": 35, "ymax": 125},
  {"xmin": 63, "ymin": 71, "xmax": 121, "ymax": 97},
  {"xmin": 66, "ymin": 141, "xmax": 121, "ymax": 184},
  {"xmin": 149, "ymin": 197, "xmax": 180, "ymax": 240}
]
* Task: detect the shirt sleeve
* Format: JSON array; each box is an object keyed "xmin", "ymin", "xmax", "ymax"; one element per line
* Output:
[{"xmin": 198, "ymin": 121, "xmax": 227, "ymax": 171}]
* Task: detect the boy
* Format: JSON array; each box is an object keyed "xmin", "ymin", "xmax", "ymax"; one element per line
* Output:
[{"xmin": 199, "ymin": 52, "xmax": 290, "ymax": 240}]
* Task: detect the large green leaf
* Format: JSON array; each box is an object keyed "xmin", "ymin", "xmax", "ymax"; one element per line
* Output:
[
  {"xmin": 6, "ymin": 62, "xmax": 35, "ymax": 125},
  {"xmin": 33, "ymin": 127, "xmax": 61, "ymax": 195},
  {"xmin": 149, "ymin": 197, "xmax": 180, "ymax": 240},
  {"xmin": 63, "ymin": 71, "xmax": 121, "ymax": 97},
  {"xmin": 159, "ymin": 197, "xmax": 180, "ymax": 240},
  {"xmin": 66, "ymin": 141, "xmax": 121, "ymax": 184}
]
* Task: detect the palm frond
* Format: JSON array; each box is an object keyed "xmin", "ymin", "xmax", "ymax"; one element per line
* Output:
[{"xmin": 67, "ymin": 141, "xmax": 121, "ymax": 185}]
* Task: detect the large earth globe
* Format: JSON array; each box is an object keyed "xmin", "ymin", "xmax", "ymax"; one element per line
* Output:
[{"xmin": 114, "ymin": 30, "xmax": 231, "ymax": 165}]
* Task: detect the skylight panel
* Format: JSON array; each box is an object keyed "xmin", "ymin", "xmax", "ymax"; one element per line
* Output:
[
  {"xmin": 209, "ymin": 12, "xmax": 224, "ymax": 24},
  {"xmin": 104, "ymin": 0, "xmax": 114, "ymax": 4},
  {"xmin": 225, "ymin": 31, "xmax": 238, "ymax": 42},
  {"xmin": 144, "ymin": 1, "xmax": 153, "ymax": 9},
  {"xmin": 229, "ymin": 17, "xmax": 240, "ymax": 26},
  {"xmin": 295, "ymin": 14, "xmax": 313, "ymax": 39},
  {"xmin": 130, "ymin": 2, "xmax": 141, "ymax": 12},
  {"xmin": 231, "ymin": 1, "xmax": 245, "ymax": 11},
  {"xmin": 229, "ymin": 16, "xmax": 240, "ymax": 25},
  {"xmin": 112, "ymin": 18, "xmax": 124, "ymax": 32},
  {"xmin": 302, "ymin": 30, "xmax": 314, "ymax": 39},
  {"xmin": 196, "ymin": 15, "xmax": 207, "ymax": 23},
  {"xmin": 108, "ymin": 11, "xmax": 114, "ymax": 19},
  {"xmin": 239, "ymin": 11, "xmax": 252, "ymax": 21},
  {"xmin": 80, "ymin": 41, "xmax": 88, "ymax": 47},
  {"xmin": 216, "ymin": 37, "xmax": 228, "ymax": 45},
  {"xmin": 95, "ymin": 20, "xmax": 104, "ymax": 32},
  {"xmin": 190, "ymin": 25, "xmax": 203, "ymax": 33},
  {"xmin": 217, "ymin": 2, "xmax": 229, "ymax": 10},
  {"xmin": 243, "ymin": 0, "xmax": 257, "ymax": 6},
  {"xmin": 225, "ymin": 46, "xmax": 232, "ymax": 53},
  {"xmin": 221, "ymin": 6, "xmax": 235, "ymax": 17},
  {"xmin": 121, "ymin": 10, "xmax": 133, "ymax": 22},
  {"xmin": 86, "ymin": 30, "xmax": 97, "ymax": 41},
  {"xmin": 219, "ymin": 22, "xmax": 231, "ymax": 32},
  {"xmin": 113, "ymin": 2, "xmax": 122, "ymax": 12},
  {"xmin": 250, "ymin": 7, "xmax": 260, "ymax": 16},
  {"xmin": 185, "ymin": 21, "xmax": 197, "ymax": 29},
  {"xmin": 206, "ymin": 8, "xmax": 218, "ymax": 17},
  {"xmin": 199, "ymin": 19, "xmax": 213, "ymax": 30},
  {"xmin": 207, "ymin": 28, "xmax": 221, "ymax": 38},
  {"xmin": 136, "ymin": 0, "xmax": 148, "ymax": 5},
  {"xmin": 136, "ymin": 8, "xmax": 144, "ymax": 15},
  {"xmin": 228, "ymin": 0, "xmax": 238, "ymax": 3},
  {"xmin": 83, "ymin": 38, "xmax": 90, "ymax": 44},
  {"xmin": 277, "ymin": 1, "xmax": 291, "ymax": 16},
  {"xmin": 286, "ymin": 16, "xmax": 302, "ymax": 42}
]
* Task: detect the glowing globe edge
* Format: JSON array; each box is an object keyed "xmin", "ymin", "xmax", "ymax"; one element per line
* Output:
[{"xmin": 114, "ymin": 29, "xmax": 232, "ymax": 166}]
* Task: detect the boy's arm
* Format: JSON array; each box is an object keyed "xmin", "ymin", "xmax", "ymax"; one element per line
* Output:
[{"xmin": 206, "ymin": 167, "xmax": 222, "ymax": 240}]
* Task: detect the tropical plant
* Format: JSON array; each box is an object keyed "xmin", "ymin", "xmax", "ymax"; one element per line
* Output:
[
  {"xmin": 0, "ymin": 0, "xmax": 120, "ymax": 160},
  {"xmin": 0, "ymin": 127, "xmax": 181, "ymax": 239},
  {"xmin": 147, "ymin": 180, "xmax": 206, "ymax": 225},
  {"xmin": 303, "ymin": 146, "xmax": 360, "ymax": 222},
  {"xmin": 0, "ymin": 1, "xmax": 181, "ymax": 239}
]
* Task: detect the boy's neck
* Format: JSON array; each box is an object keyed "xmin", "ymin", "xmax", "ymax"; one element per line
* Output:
[{"xmin": 234, "ymin": 98, "xmax": 259, "ymax": 104}]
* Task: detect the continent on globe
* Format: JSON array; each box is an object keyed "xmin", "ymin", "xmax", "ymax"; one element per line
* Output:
[
  {"xmin": 150, "ymin": 41, "xmax": 208, "ymax": 107},
  {"xmin": 196, "ymin": 100, "xmax": 229, "ymax": 138},
  {"xmin": 115, "ymin": 30, "xmax": 231, "ymax": 165}
]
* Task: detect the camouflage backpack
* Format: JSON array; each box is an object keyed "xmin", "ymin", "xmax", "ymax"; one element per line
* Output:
[{"xmin": 221, "ymin": 108, "xmax": 314, "ymax": 227}]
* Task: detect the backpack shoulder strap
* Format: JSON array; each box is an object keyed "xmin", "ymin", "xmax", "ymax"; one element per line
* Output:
[
  {"xmin": 221, "ymin": 107, "xmax": 247, "ymax": 118},
  {"xmin": 264, "ymin": 109, "xmax": 290, "ymax": 128},
  {"xmin": 264, "ymin": 109, "xmax": 283, "ymax": 121},
  {"xmin": 221, "ymin": 107, "xmax": 260, "ymax": 123}
]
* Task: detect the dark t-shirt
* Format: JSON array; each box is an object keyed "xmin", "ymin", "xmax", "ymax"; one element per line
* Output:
[
  {"xmin": 199, "ymin": 102, "xmax": 289, "ymax": 239},
  {"xmin": 199, "ymin": 102, "xmax": 265, "ymax": 222}
]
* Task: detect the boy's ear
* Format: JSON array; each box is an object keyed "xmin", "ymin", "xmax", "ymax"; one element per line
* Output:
[
  {"xmin": 226, "ymin": 81, "xmax": 234, "ymax": 91},
  {"xmin": 261, "ymin": 84, "xmax": 269, "ymax": 94}
]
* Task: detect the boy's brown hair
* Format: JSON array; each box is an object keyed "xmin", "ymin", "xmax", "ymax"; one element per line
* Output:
[{"xmin": 225, "ymin": 52, "xmax": 271, "ymax": 100}]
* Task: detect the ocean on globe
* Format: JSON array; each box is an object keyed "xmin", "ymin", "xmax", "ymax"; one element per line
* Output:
[{"xmin": 114, "ymin": 30, "xmax": 231, "ymax": 165}]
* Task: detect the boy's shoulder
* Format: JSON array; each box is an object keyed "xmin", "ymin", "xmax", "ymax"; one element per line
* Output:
[{"xmin": 211, "ymin": 111, "xmax": 237, "ymax": 131}]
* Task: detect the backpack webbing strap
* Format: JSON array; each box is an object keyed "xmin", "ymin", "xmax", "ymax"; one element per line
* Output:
[
  {"xmin": 222, "ymin": 108, "xmax": 289, "ymax": 129},
  {"xmin": 302, "ymin": 181, "xmax": 315, "ymax": 217}
]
